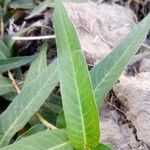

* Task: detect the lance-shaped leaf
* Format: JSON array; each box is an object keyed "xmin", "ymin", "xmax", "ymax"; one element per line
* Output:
[
  {"xmin": 0, "ymin": 129, "xmax": 73, "ymax": 150},
  {"xmin": 56, "ymin": 14, "xmax": 150, "ymax": 129},
  {"xmin": 24, "ymin": 42, "xmax": 48, "ymax": 87},
  {"xmin": 0, "ymin": 59, "xmax": 58, "ymax": 147},
  {"xmin": 0, "ymin": 40, "xmax": 11, "ymax": 59},
  {"xmin": 26, "ymin": 0, "xmax": 52, "ymax": 19},
  {"xmin": 0, "ymin": 75, "xmax": 15, "ymax": 95},
  {"xmin": 90, "ymin": 13, "xmax": 150, "ymax": 106},
  {"xmin": 54, "ymin": 0, "xmax": 99, "ymax": 149},
  {"xmin": 16, "ymin": 124, "xmax": 46, "ymax": 140},
  {"xmin": 2, "ymin": 92, "xmax": 17, "ymax": 101},
  {"xmin": 9, "ymin": 0, "xmax": 36, "ymax": 9},
  {"xmin": 0, "ymin": 55, "xmax": 37, "ymax": 73}
]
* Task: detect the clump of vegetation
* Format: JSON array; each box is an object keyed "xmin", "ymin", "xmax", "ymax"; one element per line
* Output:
[{"xmin": 0, "ymin": 0, "xmax": 150, "ymax": 150}]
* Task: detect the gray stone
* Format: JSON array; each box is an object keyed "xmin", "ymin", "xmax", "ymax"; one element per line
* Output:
[
  {"xmin": 139, "ymin": 58, "xmax": 150, "ymax": 72},
  {"xmin": 113, "ymin": 74, "xmax": 150, "ymax": 147},
  {"xmin": 65, "ymin": 2, "xmax": 136, "ymax": 63},
  {"xmin": 100, "ymin": 105, "xmax": 138, "ymax": 150}
]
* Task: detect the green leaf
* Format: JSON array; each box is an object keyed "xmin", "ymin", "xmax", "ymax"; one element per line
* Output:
[
  {"xmin": 92, "ymin": 143, "xmax": 112, "ymax": 150},
  {"xmin": 0, "ymin": 129, "xmax": 73, "ymax": 150},
  {"xmin": 56, "ymin": 13, "xmax": 150, "ymax": 129},
  {"xmin": 2, "ymin": 92, "xmax": 17, "ymax": 101},
  {"xmin": 0, "ymin": 0, "xmax": 11, "ymax": 8},
  {"xmin": 26, "ymin": 0, "xmax": 52, "ymax": 19},
  {"xmin": 16, "ymin": 124, "xmax": 46, "ymax": 140},
  {"xmin": 0, "ymin": 55, "xmax": 37, "ymax": 73},
  {"xmin": 38, "ymin": 94, "xmax": 62, "ymax": 125},
  {"xmin": 0, "ymin": 59, "xmax": 58, "ymax": 147},
  {"xmin": 90, "ymin": 13, "xmax": 150, "ymax": 106},
  {"xmin": 0, "ymin": 40, "xmax": 11, "ymax": 59},
  {"xmin": 44, "ymin": 94, "xmax": 62, "ymax": 115},
  {"xmin": 0, "ymin": 75, "xmax": 14, "ymax": 95},
  {"xmin": 9, "ymin": 0, "xmax": 36, "ymax": 9},
  {"xmin": 54, "ymin": 0, "xmax": 99, "ymax": 149},
  {"xmin": 23, "ymin": 42, "xmax": 48, "ymax": 87},
  {"xmin": 56, "ymin": 110, "xmax": 66, "ymax": 129},
  {"xmin": 0, "ymin": 6, "xmax": 3, "ymax": 15}
]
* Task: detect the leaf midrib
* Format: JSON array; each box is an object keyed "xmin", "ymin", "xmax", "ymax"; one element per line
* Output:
[
  {"xmin": 48, "ymin": 142, "xmax": 69, "ymax": 150},
  {"xmin": 57, "ymin": 2, "xmax": 86, "ymax": 144}
]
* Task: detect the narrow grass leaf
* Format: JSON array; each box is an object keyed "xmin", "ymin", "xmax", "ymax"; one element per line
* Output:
[{"xmin": 54, "ymin": 0, "xmax": 99, "ymax": 149}]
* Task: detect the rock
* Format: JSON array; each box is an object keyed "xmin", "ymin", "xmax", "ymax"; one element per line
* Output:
[
  {"xmin": 65, "ymin": 2, "xmax": 136, "ymax": 63},
  {"xmin": 100, "ymin": 104, "xmax": 139, "ymax": 150},
  {"xmin": 113, "ymin": 74, "xmax": 150, "ymax": 146},
  {"xmin": 126, "ymin": 51, "xmax": 150, "ymax": 76},
  {"xmin": 139, "ymin": 58, "xmax": 150, "ymax": 72}
]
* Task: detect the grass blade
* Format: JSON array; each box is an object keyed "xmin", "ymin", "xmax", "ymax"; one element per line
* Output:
[{"xmin": 54, "ymin": 0, "xmax": 99, "ymax": 149}]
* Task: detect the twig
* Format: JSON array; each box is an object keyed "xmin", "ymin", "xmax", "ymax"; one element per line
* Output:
[
  {"xmin": 8, "ymin": 71, "xmax": 21, "ymax": 93},
  {"xmin": 13, "ymin": 35, "xmax": 55, "ymax": 41},
  {"xmin": 142, "ymin": 43, "xmax": 150, "ymax": 51},
  {"xmin": 107, "ymin": 100, "xmax": 126, "ymax": 116},
  {"xmin": 0, "ymin": 16, "xmax": 4, "ymax": 38},
  {"xmin": 35, "ymin": 113, "xmax": 57, "ymax": 130}
]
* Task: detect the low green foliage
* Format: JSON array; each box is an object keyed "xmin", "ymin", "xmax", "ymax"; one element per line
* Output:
[
  {"xmin": 54, "ymin": 0, "xmax": 99, "ymax": 149},
  {"xmin": 0, "ymin": 0, "xmax": 150, "ymax": 150}
]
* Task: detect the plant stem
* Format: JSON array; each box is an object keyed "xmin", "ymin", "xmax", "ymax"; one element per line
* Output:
[
  {"xmin": 35, "ymin": 113, "xmax": 57, "ymax": 130},
  {"xmin": 13, "ymin": 35, "xmax": 55, "ymax": 41},
  {"xmin": 8, "ymin": 71, "xmax": 21, "ymax": 93},
  {"xmin": 0, "ymin": 16, "xmax": 4, "ymax": 38}
]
